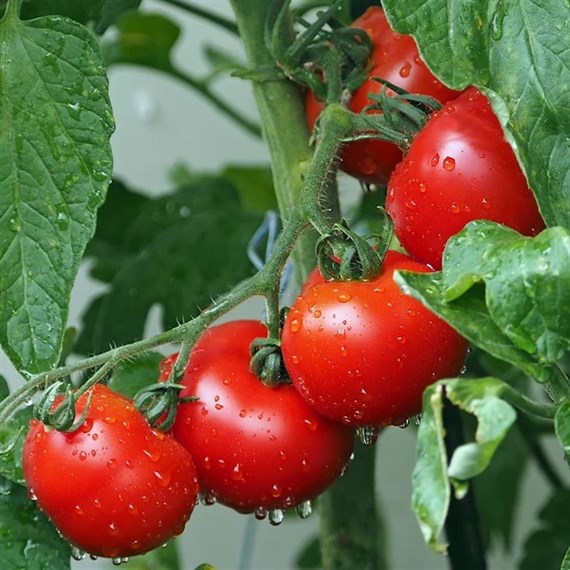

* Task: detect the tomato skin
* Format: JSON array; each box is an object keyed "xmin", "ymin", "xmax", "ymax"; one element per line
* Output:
[
  {"xmin": 22, "ymin": 384, "xmax": 198, "ymax": 559},
  {"xmin": 167, "ymin": 320, "xmax": 355, "ymax": 512},
  {"xmin": 386, "ymin": 88, "xmax": 545, "ymax": 269},
  {"xmin": 282, "ymin": 252, "xmax": 468, "ymax": 426},
  {"xmin": 306, "ymin": 7, "xmax": 461, "ymax": 184}
]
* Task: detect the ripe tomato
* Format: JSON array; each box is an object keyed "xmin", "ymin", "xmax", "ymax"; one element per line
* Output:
[
  {"xmin": 306, "ymin": 7, "xmax": 461, "ymax": 184},
  {"xmin": 281, "ymin": 252, "xmax": 468, "ymax": 426},
  {"xmin": 23, "ymin": 384, "xmax": 199, "ymax": 559},
  {"xmin": 386, "ymin": 87, "xmax": 545, "ymax": 269},
  {"xmin": 165, "ymin": 320, "xmax": 355, "ymax": 513}
]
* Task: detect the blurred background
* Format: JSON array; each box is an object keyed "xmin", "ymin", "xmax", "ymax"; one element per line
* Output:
[{"xmin": 1, "ymin": 1, "xmax": 565, "ymax": 569}]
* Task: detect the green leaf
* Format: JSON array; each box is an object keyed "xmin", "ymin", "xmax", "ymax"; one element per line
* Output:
[
  {"xmin": 0, "ymin": 475, "xmax": 71, "ymax": 569},
  {"xmin": 0, "ymin": 0, "xmax": 104, "ymax": 25},
  {"xmin": 412, "ymin": 377, "xmax": 516, "ymax": 553},
  {"xmin": 107, "ymin": 352, "xmax": 164, "ymax": 399},
  {"xmin": 96, "ymin": 0, "xmax": 142, "ymax": 33},
  {"xmin": 382, "ymin": 0, "xmax": 570, "ymax": 229},
  {"xmin": 75, "ymin": 176, "xmax": 262, "ymax": 355},
  {"xmin": 555, "ymin": 400, "xmax": 570, "ymax": 465},
  {"xmin": 519, "ymin": 488, "xmax": 570, "ymax": 570},
  {"xmin": 0, "ymin": 406, "xmax": 32, "ymax": 486},
  {"xmin": 442, "ymin": 222, "xmax": 570, "ymax": 363},
  {"xmin": 103, "ymin": 11, "xmax": 180, "ymax": 71},
  {"xmin": 221, "ymin": 165, "xmax": 277, "ymax": 212},
  {"xmin": 0, "ymin": 11, "xmax": 114, "ymax": 375},
  {"xmin": 119, "ymin": 539, "xmax": 179, "ymax": 570},
  {"xmin": 562, "ymin": 546, "xmax": 570, "ymax": 570}
]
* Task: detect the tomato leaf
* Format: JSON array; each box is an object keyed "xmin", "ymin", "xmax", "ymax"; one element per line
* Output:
[
  {"xmin": 107, "ymin": 352, "xmax": 165, "ymax": 399},
  {"xmin": 442, "ymin": 222, "xmax": 570, "ymax": 364},
  {"xmin": 0, "ymin": 375, "xmax": 8, "ymax": 402},
  {"xmin": 96, "ymin": 0, "xmax": 142, "ymax": 33},
  {"xmin": 519, "ymin": 488, "xmax": 570, "ymax": 570},
  {"xmin": 0, "ymin": 475, "xmax": 71, "ymax": 569},
  {"xmin": 562, "ymin": 546, "xmax": 570, "ymax": 570},
  {"xmin": 75, "ymin": 177, "xmax": 262, "ymax": 355},
  {"xmin": 0, "ymin": 406, "xmax": 32, "ymax": 486},
  {"xmin": 0, "ymin": 10, "xmax": 114, "ymax": 375},
  {"xmin": 395, "ymin": 221, "xmax": 570, "ymax": 387},
  {"xmin": 0, "ymin": 0, "xmax": 104, "ymax": 24},
  {"xmin": 120, "ymin": 539, "xmax": 180, "ymax": 570},
  {"xmin": 382, "ymin": 0, "xmax": 570, "ymax": 229},
  {"xmin": 555, "ymin": 401, "xmax": 570, "ymax": 466},
  {"xmin": 295, "ymin": 535, "xmax": 322, "ymax": 569},
  {"xmin": 412, "ymin": 377, "xmax": 516, "ymax": 552}
]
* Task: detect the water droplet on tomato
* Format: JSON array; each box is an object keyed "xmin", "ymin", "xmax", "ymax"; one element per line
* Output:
[
  {"xmin": 396, "ymin": 336, "xmax": 406, "ymax": 344},
  {"xmin": 103, "ymin": 416, "xmax": 116, "ymax": 425},
  {"xmin": 271, "ymin": 484, "xmax": 282, "ymax": 498},
  {"xmin": 357, "ymin": 426, "xmax": 379, "ymax": 446},
  {"xmin": 313, "ymin": 309, "xmax": 322, "ymax": 318},
  {"xmin": 399, "ymin": 61, "xmax": 411, "ymax": 77},
  {"xmin": 130, "ymin": 540, "xmax": 141, "ymax": 550},
  {"xmin": 450, "ymin": 203, "xmax": 461, "ymax": 214},
  {"xmin": 291, "ymin": 354, "xmax": 300, "ymax": 364},
  {"xmin": 290, "ymin": 319, "xmax": 301, "ymax": 333},
  {"xmin": 254, "ymin": 506, "xmax": 267, "ymax": 520},
  {"xmin": 304, "ymin": 418, "xmax": 317, "ymax": 431},
  {"xmin": 418, "ymin": 182, "xmax": 427, "ymax": 193},
  {"xmin": 71, "ymin": 547, "xmax": 85, "ymax": 560},
  {"xmin": 231, "ymin": 464, "xmax": 245, "ymax": 482},
  {"xmin": 108, "ymin": 523, "xmax": 119, "ymax": 536},
  {"xmin": 239, "ymin": 409, "xmax": 247, "ymax": 418},
  {"xmin": 405, "ymin": 199, "xmax": 417, "ymax": 209},
  {"xmin": 481, "ymin": 198, "xmax": 491, "ymax": 210},
  {"xmin": 373, "ymin": 286, "xmax": 385, "ymax": 293},
  {"xmin": 28, "ymin": 488, "xmax": 37, "ymax": 501},
  {"xmin": 337, "ymin": 292, "xmax": 352, "ymax": 303},
  {"xmin": 430, "ymin": 153, "xmax": 439, "ymax": 166},
  {"xmin": 78, "ymin": 418, "xmax": 93, "ymax": 433},
  {"xmin": 443, "ymin": 156, "xmax": 456, "ymax": 171},
  {"xmin": 398, "ymin": 418, "xmax": 410, "ymax": 429},
  {"xmin": 200, "ymin": 492, "xmax": 217, "ymax": 506},
  {"xmin": 79, "ymin": 451, "xmax": 87, "ymax": 461},
  {"xmin": 300, "ymin": 458, "xmax": 310, "ymax": 472},
  {"xmin": 153, "ymin": 470, "xmax": 172, "ymax": 487},
  {"xmin": 269, "ymin": 508, "xmax": 284, "ymax": 526},
  {"xmin": 296, "ymin": 500, "xmax": 312, "ymax": 519},
  {"xmin": 340, "ymin": 345, "xmax": 348, "ymax": 357},
  {"xmin": 143, "ymin": 448, "xmax": 161, "ymax": 463},
  {"xmin": 215, "ymin": 404, "xmax": 224, "ymax": 411},
  {"xmin": 74, "ymin": 504, "xmax": 84, "ymax": 516}
]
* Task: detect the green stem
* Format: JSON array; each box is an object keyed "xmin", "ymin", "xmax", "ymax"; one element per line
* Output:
[
  {"xmin": 230, "ymin": 0, "xmax": 321, "ymax": 283},
  {"xmin": 543, "ymin": 364, "xmax": 570, "ymax": 404},
  {"xmin": 169, "ymin": 66, "xmax": 262, "ymax": 138},
  {"xmin": 2, "ymin": 0, "xmax": 21, "ymax": 21},
  {"xmin": 501, "ymin": 384, "xmax": 558, "ymax": 419},
  {"xmin": 320, "ymin": 442, "xmax": 386, "ymax": 570},
  {"xmin": 159, "ymin": 0, "xmax": 239, "ymax": 35}
]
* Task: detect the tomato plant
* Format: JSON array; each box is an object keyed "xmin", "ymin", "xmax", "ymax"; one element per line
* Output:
[
  {"xmin": 282, "ymin": 252, "xmax": 469, "ymax": 426},
  {"xmin": 162, "ymin": 320, "xmax": 355, "ymax": 514},
  {"xmin": 386, "ymin": 87, "xmax": 546, "ymax": 269},
  {"xmin": 0, "ymin": 0, "xmax": 568, "ymax": 569},
  {"xmin": 22, "ymin": 384, "xmax": 199, "ymax": 559},
  {"xmin": 305, "ymin": 6, "xmax": 461, "ymax": 184}
]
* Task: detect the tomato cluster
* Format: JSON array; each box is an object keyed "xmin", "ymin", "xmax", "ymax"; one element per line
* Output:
[{"xmin": 306, "ymin": 7, "xmax": 545, "ymax": 268}]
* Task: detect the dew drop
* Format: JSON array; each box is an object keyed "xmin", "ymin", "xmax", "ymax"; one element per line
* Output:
[
  {"xmin": 78, "ymin": 418, "xmax": 93, "ymax": 433},
  {"xmin": 399, "ymin": 61, "xmax": 411, "ymax": 77},
  {"xmin": 74, "ymin": 505, "xmax": 84, "ymax": 516},
  {"xmin": 231, "ymin": 464, "xmax": 245, "ymax": 482},
  {"xmin": 337, "ymin": 292, "xmax": 352, "ymax": 303},
  {"xmin": 418, "ymin": 182, "xmax": 427, "ymax": 193},
  {"xmin": 443, "ymin": 156, "xmax": 456, "ymax": 171},
  {"xmin": 290, "ymin": 319, "xmax": 301, "ymax": 333},
  {"xmin": 142, "ymin": 448, "xmax": 161, "ymax": 463},
  {"xmin": 481, "ymin": 198, "xmax": 491, "ymax": 210},
  {"xmin": 291, "ymin": 355, "xmax": 300, "ymax": 364},
  {"xmin": 271, "ymin": 484, "xmax": 282, "ymax": 498},
  {"xmin": 108, "ymin": 522, "xmax": 119, "ymax": 536},
  {"xmin": 254, "ymin": 506, "xmax": 267, "ymax": 520},
  {"xmin": 79, "ymin": 451, "xmax": 87, "ymax": 461},
  {"xmin": 296, "ymin": 500, "xmax": 312, "ymax": 519},
  {"xmin": 200, "ymin": 491, "xmax": 217, "ymax": 506},
  {"xmin": 215, "ymin": 404, "xmax": 224, "ymax": 411},
  {"xmin": 300, "ymin": 458, "xmax": 310, "ymax": 472},
  {"xmin": 8, "ymin": 217, "xmax": 20, "ymax": 232},
  {"xmin": 398, "ymin": 418, "xmax": 410, "ymax": 429},
  {"xmin": 430, "ymin": 154, "xmax": 439, "ymax": 167},
  {"xmin": 239, "ymin": 409, "xmax": 247, "ymax": 418},
  {"xmin": 269, "ymin": 508, "xmax": 284, "ymax": 526},
  {"xmin": 304, "ymin": 418, "xmax": 317, "ymax": 432},
  {"xmin": 313, "ymin": 309, "xmax": 322, "ymax": 318},
  {"xmin": 357, "ymin": 426, "xmax": 379, "ymax": 446},
  {"xmin": 70, "ymin": 546, "xmax": 85, "ymax": 560},
  {"xmin": 450, "ymin": 203, "xmax": 461, "ymax": 214}
]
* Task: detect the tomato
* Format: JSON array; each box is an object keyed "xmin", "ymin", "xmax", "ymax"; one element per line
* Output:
[
  {"xmin": 22, "ymin": 384, "xmax": 198, "ymax": 559},
  {"xmin": 306, "ymin": 7, "xmax": 461, "ymax": 184},
  {"xmin": 281, "ymin": 252, "xmax": 468, "ymax": 426},
  {"xmin": 386, "ymin": 88, "xmax": 545, "ymax": 269},
  {"xmin": 165, "ymin": 320, "xmax": 355, "ymax": 513}
]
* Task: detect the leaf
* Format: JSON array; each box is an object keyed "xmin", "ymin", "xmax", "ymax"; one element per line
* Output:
[
  {"xmin": 0, "ymin": 10, "xmax": 114, "ymax": 375},
  {"xmin": 382, "ymin": 0, "xmax": 570, "ymax": 229},
  {"xmin": 107, "ymin": 352, "xmax": 164, "ymax": 399},
  {"xmin": 562, "ymin": 546, "xmax": 570, "ymax": 570},
  {"xmin": 0, "ymin": 0, "xmax": 105, "ymax": 25},
  {"xmin": 75, "ymin": 177, "xmax": 262, "ymax": 355},
  {"xmin": 203, "ymin": 44, "xmax": 246, "ymax": 79},
  {"xmin": 412, "ymin": 377, "xmax": 516, "ymax": 553},
  {"xmin": 519, "ymin": 488, "xmax": 570, "ymax": 570},
  {"xmin": 96, "ymin": 0, "xmax": 142, "ymax": 33},
  {"xmin": 555, "ymin": 400, "xmax": 570, "ymax": 465},
  {"xmin": 0, "ymin": 375, "xmax": 8, "ymax": 402},
  {"xmin": 120, "ymin": 539, "xmax": 180, "ymax": 570},
  {"xmin": 0, "ymin": 406, "xmax": 32, "ymax": 486},
  {"xmin": 0, "ymin": 475, "xmax": 71, "ymax": 569},
  {"xmin": 442, "ymin": 222, "xmax": 570, "ymax": 363},
  {"xmin": 221, "ymin": 165, "xmax": 277, "ymax": 212},
  {"xmin": 103, "ymin": 11, "xmax": 180, "ymax": 71}
]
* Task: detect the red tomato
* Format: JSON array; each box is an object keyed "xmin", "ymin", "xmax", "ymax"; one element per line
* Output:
[
  {"xmin": 282, "ymin": 252, "xmax": 468, "ymax": 426},
  {"xmin": 23, "ymin": 384, "xmax": 198, "ymax": 559},
  {"xmin": 386, "ymin": 87, "xmax": 545, "ymax": 269},
  {"xmin": 306, "ymin": 7, "xmax": 461, "ymax": 184},
  {"xmin": 166, "ymin": 320, "xmax": 355, "ymax": 513}
]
